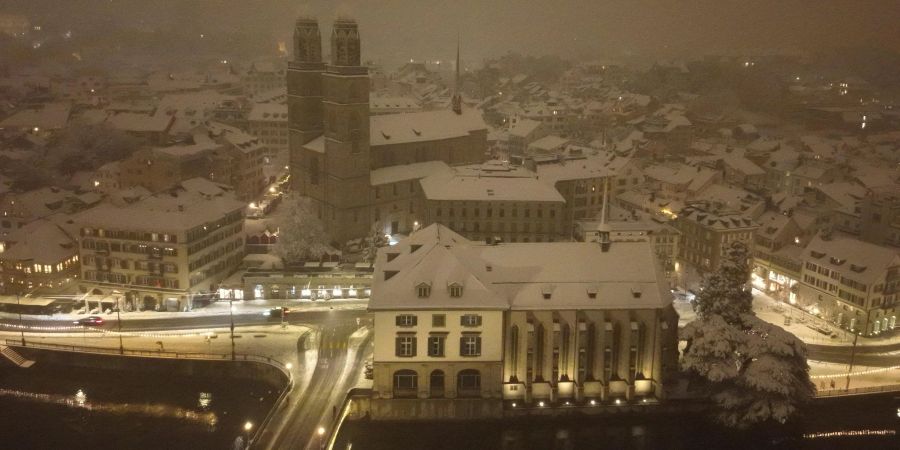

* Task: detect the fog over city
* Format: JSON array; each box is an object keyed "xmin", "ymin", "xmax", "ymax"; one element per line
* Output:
[
  {"xmin": 6, "ymin": 0, "xmax": 900, "ymax": 65},
  {"xmin": 0, "ymin": 2, "xmax": 899, "ymax": 450}
]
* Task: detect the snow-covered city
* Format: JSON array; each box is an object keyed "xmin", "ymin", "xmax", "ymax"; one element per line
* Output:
[{"xmin": 0, "ymin": 1, "xmax": 898, "ymax": 449}]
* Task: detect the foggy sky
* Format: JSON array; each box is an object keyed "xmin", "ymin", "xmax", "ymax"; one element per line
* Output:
[{"xmin": 7, "ymin": 0, "xmax": 900, "ymax": 65}]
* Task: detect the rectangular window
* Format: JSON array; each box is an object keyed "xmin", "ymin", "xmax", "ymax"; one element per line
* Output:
[
  {"xmin": 395, "ymin": 335, "xmax": 416, "ymax": 357},
  {"xmin": 395, "ymin": 314, "xmax": 417, "ymax": 327},
  {"xmin": 432, "ymin": 314, "xmax": 445, "ymax": 327},
  {"xmin": 449, "ymin": 284, "xmax": 463, "ymax": 297},
  {"xmin": 417, "ymin": 285, "xmax": 431, "ymax": 298},
  {"xmin": 460, "ymin": 334, "xmax": 482, "ymax": 357},
  {"xmin": 427, "ymin": 335, "xmax": 445, "ymax": 357},
  {"xmin": 461, "ymin": 314, "xmax": 482, "ymax": 327}
]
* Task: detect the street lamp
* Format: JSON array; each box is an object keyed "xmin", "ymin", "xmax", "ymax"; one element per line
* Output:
[
  {"xmin": 243, "ymin": 421, "xmax": 253, "ymax": 449},
  {"xmin": 113, "ymin": 290, "xmax": 123, "ymax": 354},
  {"xmin": 845, "ymin": 331, "xmax": 859, "ymax": 391},
  {"xmin": 229, "ymin": 297, "xmax": 236, "ymax": 360},
  {"xmin": 15, "ymin": 291, "xmax": 25, "ymax": 346},
  {"xmin": 317, "ymin": 426, "xmax": 326, "ymax": 449}
]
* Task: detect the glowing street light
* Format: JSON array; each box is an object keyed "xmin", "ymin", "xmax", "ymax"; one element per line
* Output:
[{"xmin": 243, "ymin": 421, "xmax": 253, "ymax": 449}]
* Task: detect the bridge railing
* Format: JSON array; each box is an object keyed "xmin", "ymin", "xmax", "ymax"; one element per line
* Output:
[
  {"xmin": 815, "ymin": 383, "xmax": 900, "ymax": 398},
  {"xmin": 3, "ymin": 339, "xmax": 289, "ymax": 369}
]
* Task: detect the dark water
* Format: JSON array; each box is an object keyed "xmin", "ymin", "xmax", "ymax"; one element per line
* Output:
[
  {"xmin": 0, "ymin": 363, "xmax": 278, "ymax": 450},
  {"xmin": 335, "ymin": 395, "xmax": 899, "ymax": 450}
]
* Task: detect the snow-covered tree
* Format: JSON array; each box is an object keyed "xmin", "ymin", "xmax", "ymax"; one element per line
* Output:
[
  {"xmin": 681, "ymin": 241, "xmax": 814, "ymax": 429},
  {"xmin": 273, "ymin": 196, "xmax": 330, "ymax": 264},
  {"xmin": 363, "ymin": 221, "xmax": 388, "ymax": 264},
  {"xmin": 693, "ymin": 241, "xmax": 754, "ymax": 323}
]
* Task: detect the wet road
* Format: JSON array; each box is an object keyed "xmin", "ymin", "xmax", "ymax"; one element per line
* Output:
[{"xmin": 259, "ymin": 320, "xmax": 371, "ymax": 450}]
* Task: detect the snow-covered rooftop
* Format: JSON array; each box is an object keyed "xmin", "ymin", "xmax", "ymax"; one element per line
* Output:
[
  {"xmin": 420, "ymin": 171, "xmax": 564, "ymax": 203},
  {"xmin": 805, "ymin": 234, "xmax": 899, "ymax": 285},
  {"xmin": 370, "ymin": 108, "xmax": 485, "ymax": 146},
  {"xmin": 370, "ymin": 161, "xmax": 451, "ymax": 186},
  {"xmin": 370, "ymin": 224, "xmax": 671, "ymax": 311},
  {"xmin": 75, "ymin": 178, "xmax": 243, "ymax": 234}
]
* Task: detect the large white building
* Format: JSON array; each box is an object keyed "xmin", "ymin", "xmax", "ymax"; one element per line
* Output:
[
  {"xmin": 798, "ymin": 233, "xmax": 899, "ymax": 336},
  {"xmin": 76, "ymin": 178, "xmax": 245, "ymax": 311},
  {"xmin": 369, "ymin": 224, "xmax": 679, "ymax": 419}
]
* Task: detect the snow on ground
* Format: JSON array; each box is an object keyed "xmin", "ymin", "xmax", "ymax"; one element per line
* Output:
[
  {"xmin": 0, "ymin": 323, "xmax": 309, "ymax": 364},
  {"xmin": 808, "ymin": 360, "xmax": 900, "ymax": 391},
  {"xmin": 675, "ymin": 289, "xmax": 900, "ymax": 347},
  {"xmin": 753, "ymin": 291, "xmax": 900, "ymax": 346},
  {"xmin": 0, "ymin": 297, "xmax": 368, "ymax": 323}
]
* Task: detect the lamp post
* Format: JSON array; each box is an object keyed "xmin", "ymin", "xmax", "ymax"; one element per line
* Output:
[
  {"xmin": 229, "ymin": 297, "xmax": 236, "ymax": 360},
  {"xmin": 316, "ymin": 426, "xmax": 326, "ymax": 450},
  {"xmin": 242, "ymin": 421, "xmax": 253, "ymax": 449},
  {"xmin": 113, "ymin": 290, "xmax": 123, "ymax": 354},
  {"xmin": 15, "ymin": 291, "xmax": 25, "ymax": 346},
  {"xmin": 845, "ymin": 331, "xmax": 859, "ymax": 391}
]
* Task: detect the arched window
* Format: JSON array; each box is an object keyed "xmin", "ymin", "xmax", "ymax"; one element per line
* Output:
[
  {"xmin": 393, "ymin": 369, "xmax": 418, "ymax": 398},
  {"xmin": 429, "ymin": 370, "xmax": 445, "ymax": 398},
  {"xmin": 457, "ymin": 369, "xmax": 481, "ymax": 398}
]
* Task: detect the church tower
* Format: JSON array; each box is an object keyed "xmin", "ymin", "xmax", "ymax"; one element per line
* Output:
[
  {"xmin": 321, "ymin": 17, "xmax": 371, "ymax": 242},
  {"xmin": 288, "ymin": 17, "xmax": 325, "ymax": 192}
]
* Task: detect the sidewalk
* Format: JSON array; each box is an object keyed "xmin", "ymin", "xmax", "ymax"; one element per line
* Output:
[
  {"xmin": 808, "ymin": 360, "xmax": 900, "ymax": 391},
  {"xmin": 752, "ymin": 290, "xmax": 900, "ymax": 347},
  {"xmin": 0, "ymin": 297, "xmax": 368, "ymax": 323},
  {"xmin": 674, "ymin": 290, "xmax": 900, "ymax": 347}
]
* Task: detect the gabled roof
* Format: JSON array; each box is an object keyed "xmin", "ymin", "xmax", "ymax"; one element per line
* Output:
[
  {"xmin": 0, "ymin": 218, "xmax": 75, "ymax": 264},
  {"xmin": 508, "ymin": 118, "xmax": 541, "ymax": 138},
  {"xmin": 370, "ymin": 224, "xmax": 672, "ymax": 311},
  {"xmin": 370, "ymin": 161, "xmax": 451, "ymax": 186},
  {"xmin": 804, "ymin": 234, "xmax": 900, "ymax": 285},
  {"xmin": 369, "ymin": 108, "xmax": 485, "ymax": 146}
]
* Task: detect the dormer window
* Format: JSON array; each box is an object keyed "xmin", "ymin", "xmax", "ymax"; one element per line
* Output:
[
  {"xmin": 448, "ymin": 283, "xmax": 463, "ymax": 298},
  {"xmin": 416, "ymin": 282, "xmax": 432, "ymax": 298},
  {"xmin": 386, "ymin": 252, "xmax": 399, "ymax": 262},
  {"xmin": 587, "ymin": 286, "xmax": 598, "ymax": 299},
  {"xmin": 541, "ymin": 285, "xmax": 555, "ymax": 300}
]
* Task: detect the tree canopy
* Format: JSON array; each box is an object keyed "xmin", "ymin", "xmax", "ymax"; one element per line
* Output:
[
  {"xmin": 273, "ymin": 196, "xmax": 331, "ymax": 264},
  {"xmin": 681, "ymin": 241, "xmax": 815, "ymax": 429}
]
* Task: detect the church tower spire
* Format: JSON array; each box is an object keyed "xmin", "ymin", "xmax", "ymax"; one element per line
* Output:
[
  {"xmin": 287, "ymin": 16, "xmax": 325, "ymax": 193},
  {"xmin": 451, "ymin": 33, "xmax": 462, "ymax": 115}
]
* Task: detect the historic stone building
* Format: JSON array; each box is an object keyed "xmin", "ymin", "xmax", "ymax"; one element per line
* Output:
[
  {"xmin": 369, "ymin": 224, "xmax": 679, "ymax": 419},
  {"xmin": 288, "ymin": 17, "xmax": 488, "ymax": 244}
]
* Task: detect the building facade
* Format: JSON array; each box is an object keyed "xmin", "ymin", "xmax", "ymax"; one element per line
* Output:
[
  {"xmin": 674, "ymin": 202, "xmax": 759, "ymax": 276},
  {"xmin": 288, "ymin": 17, "xmax": 489, "ymax": 244},
  {"xmin": 369, "ymin": 224, "xmax": 678, "ymax": 419},
  {"xmin": 797, "ymin": 234, "xmax": 898, "ymax": 336},
  {"xmin": 76, "ymin": 179, "xmax": 245, "ymax": 311}
]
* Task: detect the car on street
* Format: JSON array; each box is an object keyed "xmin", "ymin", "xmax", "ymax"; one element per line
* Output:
[
  {"xmin": 263, "ymin": 307, "xmax": 290, "ymax": 319},
  {"xmin": 74, "ymin": 316, "xmax": 105, "ymax": 326}
]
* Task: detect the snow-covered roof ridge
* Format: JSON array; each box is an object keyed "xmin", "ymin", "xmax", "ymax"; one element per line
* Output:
[
  {"xmin": 369, "ymin": 107, "xmax": 486, "ymax": 146},
  {"xmin": 370, "ymin": 223, "xmax": 673, "ymax": 311},
  {"xmin": 805, "ymin": 233, "xmax": 900, "ymax": 285}
]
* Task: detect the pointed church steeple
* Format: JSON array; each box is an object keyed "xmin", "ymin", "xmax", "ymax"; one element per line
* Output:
[
  {"xmin": 451, "ymin": 33, "xmax": 462, "ymax": 115},
  {"xmin": 598, "ymin": 177, "xmax": 611, "ymax": 252}
]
